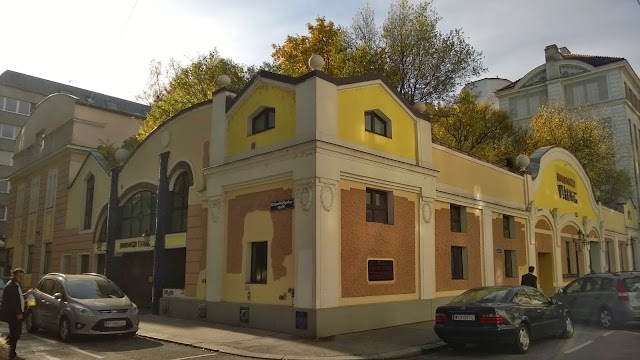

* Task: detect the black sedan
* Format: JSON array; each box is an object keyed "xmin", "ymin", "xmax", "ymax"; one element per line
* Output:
[{"xmin": 434, "ymin": 286, "xmax": 574, "ymax": 353}]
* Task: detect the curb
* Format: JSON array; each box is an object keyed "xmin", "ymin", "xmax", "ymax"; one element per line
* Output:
[{"xmin": 137, "ymin": 332, "xmax": 446, "ymax": 360}]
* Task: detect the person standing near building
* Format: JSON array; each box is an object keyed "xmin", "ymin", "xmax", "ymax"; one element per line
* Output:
[
  {"xmin": 0, "ymin": 268, "xmax": 26, "ymax": 360},
  {"xmin": 521, "ymin": 266, "xmax": 538, "ymax": 288}
]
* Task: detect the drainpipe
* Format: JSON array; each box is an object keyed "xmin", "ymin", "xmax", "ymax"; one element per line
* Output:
[
  {"xmin": 152, "ymin": 151, "xmax": 170, "ymax": 315},
  {"xmin": 105, "ymin": 166, "xmax": 121, "ymax": 280}
]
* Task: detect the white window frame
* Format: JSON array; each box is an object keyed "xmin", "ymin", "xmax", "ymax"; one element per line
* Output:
[
  {"xmin": 0, "ymin": 96, "xmax": 30, "ymax": 115},
  {"xmin": 45, "ymin": 169, "xmax": 58, "ymax": 209},
  {"xmin": 0, "ymin": 123, "xmax": 20, "ymax": 140},
  {"xmin": 0, "ymin": 150, "xmax": 14, "ymax": 166},
  {"xmin": 0, "ymin": 205, "xmax": 7, "ymax": 221},
  {"xmin": 0, "ymin": 179, "xmax": 9, "ymax": 193}
]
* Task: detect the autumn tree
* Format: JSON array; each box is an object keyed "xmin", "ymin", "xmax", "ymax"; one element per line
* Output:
[
  {"xmin": 520, "ymin": 105, "xmax": 631, "ymax": 207},
  {"xmin": 431, "ymin": 90, "xmax": 516, "ymax": 164},
  {"xmin": 96, "ymin": 136, "xmax": 140, "ymax": 168},
  {"xmin": 271, "ymin": 0, "xmax": 485, "ymax": 103},
  {"xmin": 137, "ymin": 50, "xmax": 260, "ymax": 139}
]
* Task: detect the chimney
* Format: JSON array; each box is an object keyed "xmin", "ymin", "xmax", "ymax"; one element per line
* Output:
[{"xmin": 545, "ymin": 44, "xmax": 562, "ymax": 81}]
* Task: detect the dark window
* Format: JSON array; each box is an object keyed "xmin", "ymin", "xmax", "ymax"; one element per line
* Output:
[
  {"xmin": 43, "ymin": 243, "xmax": 52, "ymax": 274},
  {"xmin": 37, "ymin": 279, "xmax": 54, "ymax": 295},
  {"xmin": 96, "ymin": 254, "xmax": 106, "ymax": 275},
  {"xmin": 367, "ymin": 260, "xmax": 394, "ymax": 281},
  {"xmin": 600, "ymin": 277, "xmax": 614, "ymax": 291},
  {"xmin": 52, "ymin": 281, "xmax": 65, "ymax": 297},
  {"xmin": 26, "ymin": 245, "xmax": 34, "ymax": 273},
  {"xmin": 170, "ymin": 172, "xmax": 190, "ymax": 233},
  {"xmin": 98, "ymin": 221, "xmax": 107, "ymax": 244},
  {"xmin": 80, "ymin": 254, "xmax": 90, "ymax": 274},
  {"xmin": 451, "ymin": 246, "xmax": 467, "ymax": 280},
  {"xmin": 566, "ymin": 241, "xmax": 573, "ymax": 274},
  {"xmin": 250, "ymin": 241, "xmax": 268, "ymax": 284},
  {"xmin": 366, "ymin": 188, "xmax": 390, "ymax": 224},
  {"xmin": 364, "ymin": 111, "xmax": 390, "ymax": 137},
  {"xmin": 525, "ymin": 288, "xmax": 549, "ymax": 305},
  {"xmin": 84, "ymin": 174, "xmax": 95, "ymax": 230},
  {"xmin": 120, "ymin": 191, "xmax": 157, "ymax": 239},
  {"xmin": 505, "ymin": 250, "xmax": 517, "ymax": 278},
  {"xmin": 450, "ymin": 205, "xmax": 466, "ymax": 233},
  {"xmin": 503, "ymin": 215, "xmax": 515, "ymax": 238},
  {"xmin": 575, "ymin": 245, "xmax": 581, "ymax": 274},
  {"xmin": 565, "ymin": 279, "xmax": 583, "ymax": 294},
  {"xmin": 251, "ymin": 108, "xmax": 275, "ymax": 134},
  {"xmin": 583, "ymin": 277, "xmax": 602, "ymax": 292}
]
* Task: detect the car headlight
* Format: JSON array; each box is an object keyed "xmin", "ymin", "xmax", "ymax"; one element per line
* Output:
[
  {"xmin": 73, "ymin": 305, "xmax": 95, "ymax": 317},
  {"xmin": 131, "ymin": 303, "xmax": 138, "ymax": 314}
]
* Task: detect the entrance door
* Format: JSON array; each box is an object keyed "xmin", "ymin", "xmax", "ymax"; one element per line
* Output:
[
  {"xmin": 589, "ymin": 242, "xmax": 602, "ymax": 273},
  {"xmin": 120, "ymin": 252, "xmax": 154, "ymax": 309},
  {"xmin": 537, "ymin": 252, "xmax": 554, "ymax": 296}
]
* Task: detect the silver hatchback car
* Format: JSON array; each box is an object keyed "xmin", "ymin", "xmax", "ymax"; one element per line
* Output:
[{"xmin": 24, "ymin": 273, "xmax": 139, "ymax": 341}]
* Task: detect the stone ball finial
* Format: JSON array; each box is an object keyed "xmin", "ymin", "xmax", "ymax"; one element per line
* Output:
[
  {"xmin": 309, "ymin": 55, "xmax": 325, "ymax": 71},
  {"xmin": 217, "ymin": 74, "xmax": 231, "ymax": 87},
  {"xmin": 515, "ymin": 154, "xmax": 531, "ymax": 172},
  {"xmin": 413, "ymin": 102, "xmax": 427, "ymax": 113},
  {"xmin": 115, "ymin": 148, "xmax": 131, "ymax": 164}
]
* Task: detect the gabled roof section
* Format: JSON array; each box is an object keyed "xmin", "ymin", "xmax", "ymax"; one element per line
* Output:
[
  {"xmin": 217, "ymin": 70, "xmax": 430, "ymax": 121},
  {"xmin": 68, "ymin": 150, "xmax": 110, "ymax": 189},
  {"xmin": 0, "ymin": 70, "xmax": 150, "ymax": 117}
]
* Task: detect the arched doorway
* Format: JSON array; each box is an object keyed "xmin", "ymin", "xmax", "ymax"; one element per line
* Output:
[
  {"xmin": 560, "ymin": 223, "xmax": 582, "ymax": 285},
  {"xmin": 535, "ymin": 218, "xmax": 555, "ymax": 295}
]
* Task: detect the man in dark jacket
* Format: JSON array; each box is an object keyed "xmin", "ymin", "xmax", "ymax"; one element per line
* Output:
[
  {"xmin": 521, "ymin": 266, "xmax": 538, "ymax": 288},
  {"xmin": 0, "ymin": 268, "xmax": 25, "ymax": 360}
]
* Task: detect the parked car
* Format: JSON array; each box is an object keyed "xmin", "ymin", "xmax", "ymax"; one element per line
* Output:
[
  {"xmin": 552, "ymin": 271, "xmax": 640, "ymax": 329},
  {"xmin": 24, "ymin": 273, "xmax": 139, "ymax": 341},
  {"xmin": 434, "ymin": 286, "xmax": 573, "ymax": 354}
]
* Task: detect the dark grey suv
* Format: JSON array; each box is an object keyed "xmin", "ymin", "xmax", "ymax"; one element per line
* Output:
[{"xmin": 552, "ymin": 272, "xmax": 640, "ymax": 328}]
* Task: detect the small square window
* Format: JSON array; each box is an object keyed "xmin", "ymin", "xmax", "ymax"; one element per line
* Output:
[
  {"xmin": 367, "ymin": 259, "xmax": 394, "ymax": 281},
  {"xmin": 366, "ymin": 188, "xmax": 392, "ymax": 224},
  {"xmin": 250, "ymin": 241, "xmax": 268, "ymax": 284},
  {"xmin": 251, "ymin": 108, "xmax": 276, "ymax": 135}
]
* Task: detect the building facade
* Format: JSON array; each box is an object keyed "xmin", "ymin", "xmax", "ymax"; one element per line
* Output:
[
  {"xmin": 494, "ymin": 44, "xmax": 640, "ymax": 207},
  {"xmin": 463, "ymin": 77, "xmax": 513, "ymax": 108},
  {"xmin": 6, "ymin": 61, "xmax": 639, "ymax": 338}
]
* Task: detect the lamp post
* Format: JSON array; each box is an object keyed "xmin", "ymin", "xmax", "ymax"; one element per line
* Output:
[{"xmin": 152, "ymin": 151, "xmax": 170, "ymax": 315}]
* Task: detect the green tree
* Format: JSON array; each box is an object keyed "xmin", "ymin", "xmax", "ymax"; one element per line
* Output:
[
  {"xmin": 431, "ymin": 90, "xmax": 516, "ymax": 164},
  {"xmin": 137, "ymin": 50, "xmax": 259, "ymax": 139},
  {"xmin": 96, "ymin": 136, "xmax": 140, "ymax": 168}
]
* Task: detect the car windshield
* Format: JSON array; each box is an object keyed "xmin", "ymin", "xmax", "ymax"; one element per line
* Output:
[
  {"xmin": 452, "ymin": 288, "xmax": 510, "ymax": 304},
  {"xmin": 65, "ymin": 278, "xmax": 125, "ymax": 299},
  {"xmin": 624, "ymin": 277, "xmax": 640, "ymax": 292}
]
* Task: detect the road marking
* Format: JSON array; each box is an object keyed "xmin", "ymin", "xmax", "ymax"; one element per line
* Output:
[
  {"xmin": 564, "ymin": 340, "xmax": 594, "ymax": 354},
  {"xmin": 603, "ymin": 330, "xmax": 615, "ymax": 336},
  {"xmin": 71, "ymin": 347, "xmax": 105, "ymax": 359},
  {"xmin": 619, "ymin": 330, "xmax": 640, "ymax": 336},
  {"xmin": 35, "ymin": 352, "xmax": 61, "ymax": 360},
  {"xmin": 31, "ymin": 334, "xmax": 58, "ymax": 344},
  {"xmin": 170, "ymin": 354, "xmax": 217, "ymax": 360}
]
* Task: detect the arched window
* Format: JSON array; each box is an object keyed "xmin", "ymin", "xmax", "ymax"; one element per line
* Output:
[
  {"xmin": 84, "ymin": 174, "xmax": 95, "ymax": 230},
  {"xmin": 121, "ymin": 191, "xmax": 157, "ymax": 239},
  {"xmin": 97, "ymin": 219, "xmax": 107, "ymax": 244},
  {"xmin": 170, "ymin": 172, "xmax": 190, "ymax": 233}
]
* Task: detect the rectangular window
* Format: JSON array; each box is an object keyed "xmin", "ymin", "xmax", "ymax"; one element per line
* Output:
[
  {"xmin": 250, "ymin": 241, "xmax": 268, "ymax": 284},
  {"xmin": 96, "ymin": 254, "xmax": 106, "ymax": 275},
  {"xmin": 565, "ymin": 76, "xmax": 609, "ymax": 107},
  {"xmin": 78, "ymin": 254, "xmax": 90, "ymax": 274},
  {"xmin": 0, "ymin": 205, "xmax": 6, "ymax": 221},
  {"xmin": 84, "ymin": 175, "xmax": 95, "ymax": 229},
  {"xmin": 0, "ymin": 179, "xmax": 9, "ymax": 193},
  {"xmin": 0, "ymin": 151, "xmax": 14, "ymax": 166},
  {"xmin": 250, "ymin": 108, "xmax": 275, "ymax": 135},
  {"xmin": 45, "ymin": 169, "xmax": 57, "ymax": 209},
  {"xmin": 451, "ymin": 246, "xmax": 468, "ymax": 280},
  {"xmin": 0, "ymin": 124, "xmax": 20, "ymax": 140},
  {"xmin": 26, "ymin": 245, "xmax": 34, "ymax": 273},
  {"xmin": 450, "ymin": 204, "xmax": 467, "ymax": 233},
  {"xmin": 505, "ymin": 250, "xmax": 517, "ymax": 278},
  {"xmin": 60, "ymin": 254, "xmax": 71, "ymax": 274},
  {"xmin": 566, "ymin": 241, "xmax": 573, "ymax": 274},
  {"xmin": 0, "ymin": 97, "xmax": 30, "ymax": 115},
  {"xmin": 503, "ymin": 215, "xmax": 516, "ymax": 238},
  {"xmin": 364, "ymin": 111, "xmax": 390, "ymax": 138},
  {"xmin": 29, "ymin": 176, "xmax": 40, "ymax": 213},
  {"xmin": 43, "ymin": 243, "xmax": 52, "ymax": 274},
  {"xmin": 367, "ymin": 259, "xmax": 394, "ymax": 281},
  {"xmin": 366, "ymin": 188, "xmax": 392, "ymax": 224}
]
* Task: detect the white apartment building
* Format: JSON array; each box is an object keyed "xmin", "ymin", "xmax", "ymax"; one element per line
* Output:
[{"xmin": 494, "ymin": 44, "xmax": 640, "ymax": 208}]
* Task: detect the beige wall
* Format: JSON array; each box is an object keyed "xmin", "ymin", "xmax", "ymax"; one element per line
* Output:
[
  {"xmin": 65, "ymin": 155, "xmax": 110, "ymax": 231},
  {"xmin": 72, "ymin": 105, "xmax": 141, "ymax": 148},
  {"xmin": 15, "ymin": 94, "xmax": 76, "ymax": 153},
  {"xmin": 602, "ymin": 206, "xmax": 626, "ymax": 234}
]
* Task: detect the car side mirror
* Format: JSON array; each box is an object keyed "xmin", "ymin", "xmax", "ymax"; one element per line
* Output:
[
  {"xmin": 557, "ymin": 288, "xmax": 564, "ymax": 294},
  {"xmin": 53, "ymin": 292, "xmax": 62, "ymax": 301}
]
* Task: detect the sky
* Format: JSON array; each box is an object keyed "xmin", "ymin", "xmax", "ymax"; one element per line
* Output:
[{"xmin": 1, "ymin": 0, "xmax": 638, "ymax": 103}]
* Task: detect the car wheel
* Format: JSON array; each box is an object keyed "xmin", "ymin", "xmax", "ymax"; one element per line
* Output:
[
  {"xmin": 59, "ymin": 317, "xmax": 72, "ymax": 342},
  {"xmin": 447, "ymin": 342, "xmax": 466, "ymax": 351},
  {"xmin": 559, "ymin": 313, "xmax": 574, "ymax": 339},
  {"xmin": 599, "ymin": 308, "xmax": 614, "ymax": 329},
  {"xmin": 25, "ymin": 310, "xmax": 38, "ymax": 333},
  {"xmin": 513, "ymin": 324, "xmax": 531, "ymax": 354}
]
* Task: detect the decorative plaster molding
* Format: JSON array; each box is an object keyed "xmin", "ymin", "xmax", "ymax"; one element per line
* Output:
[
  {"xmin": 320, "ymin": 184, "xmax": 335, "ymax": 212},
  {"xmin": 421, "ymin": 197, "xmax": 433, "ymax": 224},
  {"xmin": 295, "ymin": 182, "xmax": 313, "ymax": 212},
  {"xmin": 550, "ymin": 208, "xmax": 559, "ymax": 223},
  {"xmin": 209, "ymin": 197, "xmax": 223, "ymax": 223}
]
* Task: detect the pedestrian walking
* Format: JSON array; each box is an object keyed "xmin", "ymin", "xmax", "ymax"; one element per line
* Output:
[
  {"xmin": 521, "ymin": 266, "xmax": 538, "ymax": 288},
  {"xmin": 0, "ymin": 268, "xmax": 26, "ymax": 360}
]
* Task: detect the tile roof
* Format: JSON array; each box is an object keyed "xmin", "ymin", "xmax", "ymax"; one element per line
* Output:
[
  {"xmin": 0, "ymin": 70, "xmax": 150, "ymax": 117},
  {"xmin": 496, "ymin": 54, "xmax": 626, "ymax": 92}
]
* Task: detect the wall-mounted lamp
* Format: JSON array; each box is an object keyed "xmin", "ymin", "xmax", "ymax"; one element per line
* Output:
[{"xmin": 575, "ymin": 229, "xmax": 590, "ymax": 251}]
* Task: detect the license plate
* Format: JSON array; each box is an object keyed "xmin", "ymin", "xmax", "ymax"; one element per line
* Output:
[
  {"xmin": 104, "ymin": 320, "xmax": 127, "ymax": 327},
  {"xmin": 453, "ymin": 314, "xmax": 475, "ymax": 321}
]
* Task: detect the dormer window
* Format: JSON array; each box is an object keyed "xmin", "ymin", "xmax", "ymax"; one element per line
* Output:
[
  {"xmin": 364, "ymin": 110, "xmax": 391, "ymax": 138},
  {"xmin": 250, "ymin": 107, "xmax": 276, "ymax": 135}
]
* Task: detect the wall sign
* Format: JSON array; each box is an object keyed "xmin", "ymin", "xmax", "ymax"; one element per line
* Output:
[
  {"xmin": 556, "ymin": 173, "xmax": 578, "ymax": 204},
  {"xmin": 367, "ymin": 259, "xmax": 394, "ymax": 281},
  {"xmin": 270, "ymin": 199, "xmax": 294, "ymax": 211}
]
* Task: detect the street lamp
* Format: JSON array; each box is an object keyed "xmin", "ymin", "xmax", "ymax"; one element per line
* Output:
[{"xmin": 575, "ymin": 229, "xmax": 590, "ymax": 251}]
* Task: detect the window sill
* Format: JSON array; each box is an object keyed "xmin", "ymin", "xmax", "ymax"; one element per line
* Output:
[
  {"xmin": 249, "ymin": 128, "xmax": 275, "ymax": 136},
  {"xmin": 451, "ymin": 278, "xmax": 468, "ymax": 281}
]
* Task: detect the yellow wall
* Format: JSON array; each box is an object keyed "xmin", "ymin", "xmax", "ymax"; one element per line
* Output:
[
  {"xmin": 623, "ymin": 201, "xmax": 638, "ymax": 229},
  {"xmin": 337, "ymin": 85, "xmax": 417, "ymax": 161},
  {"xmin": 223, "ymin": 180, "xmax": 295, "ymax": 306},
  {"xmin": 533, "ymin": 159, "xmax": 598, "ymax": 223},
  {"xmin": 602, "ymin": 207, "xmax": 626, "ymax": 234},
  {"xmin": 66, "ymin": 156, "xmax": 110, "ymax": 230},
  {"xmin": 432, "ymin": 146, "xmax": 525, "ymax": 204},
  {"xmin": 226, "ymin": 83, "xmax": 296, "ymax": 157}
]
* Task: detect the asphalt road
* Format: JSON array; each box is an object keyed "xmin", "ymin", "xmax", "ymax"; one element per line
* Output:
[
  {"xmin": 0, "ymin": 324, "xmax": 247, "ymax": 360},
  {"xmin": 413, "ymin": 322, "xmax": 640, "ymax": 360}
]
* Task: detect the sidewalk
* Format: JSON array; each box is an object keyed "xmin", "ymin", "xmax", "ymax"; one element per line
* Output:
[{"xmin": 137, "ymin": 314, "xmax": 446, "ymax": 360}]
